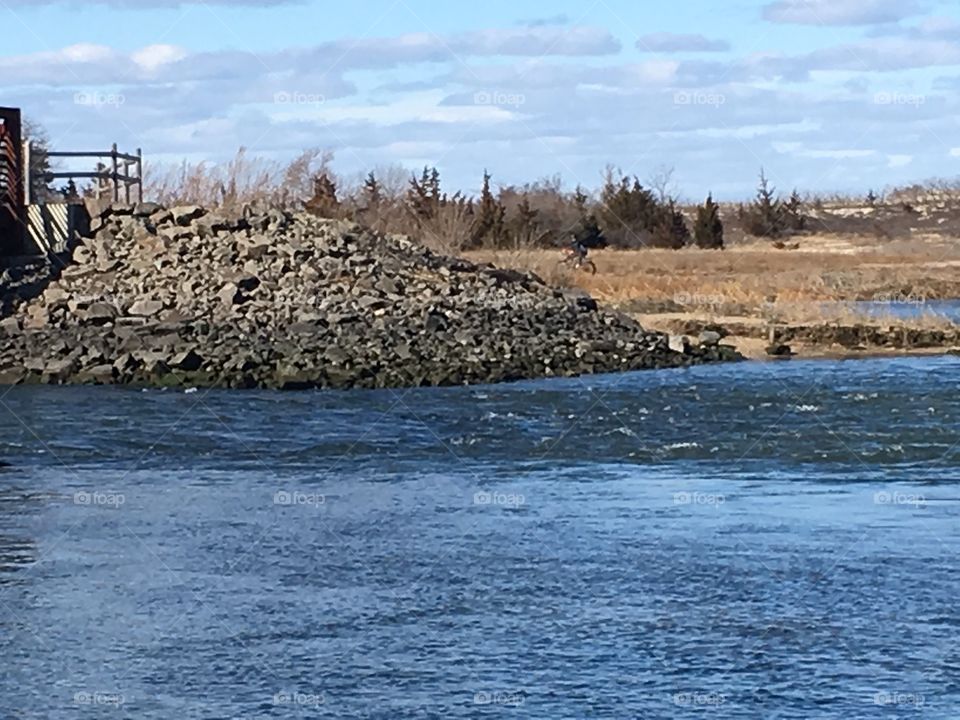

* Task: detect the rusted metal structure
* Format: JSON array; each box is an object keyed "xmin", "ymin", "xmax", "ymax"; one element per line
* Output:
[{"xmin": 0, "ymin": 107, "xmax": 25, "ymax": 255}]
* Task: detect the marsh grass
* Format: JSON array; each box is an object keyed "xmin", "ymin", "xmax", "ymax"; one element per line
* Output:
[{"xmin": 467, "ymin": 236, "xmax": 960, "ymax": 310}]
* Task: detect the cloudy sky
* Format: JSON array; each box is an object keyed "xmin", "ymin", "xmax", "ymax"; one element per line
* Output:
[{"xmin": 2, "ymin": 0, "xmax": 959, "ymax": 199}]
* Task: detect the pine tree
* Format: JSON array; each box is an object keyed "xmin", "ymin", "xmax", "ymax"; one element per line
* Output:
[
  {"xmin": 511, "ymin": 194, "xmax": 540, "ymax": 247},
  {"xmin": 407, "ymin": 166, "xmax": 443, "ymax": 219},
  {"xmin": 573, "ymin": 186, "xmax": 589, "ymax": 213},
  {"xmin": 572, "ymin": 212, "xmax": 605, "ymax": 248},
  {"xmin": 651, "ymin": 202, "xmax": 689, "ymax": 249},
  {"xmin": 472, "ymin": 170, "xmax": 506, "ymax": 247},
  {"xmin": 598, "ymin": 169, "xmax": 661, "ymax": 247},
  {"xmin": 23, "ymin": 117, "xmax": 55, "ymax": 202},
  {"xmin": 362, "ymin": 171, "xmax": 382, "ymax": 208},
  {"xmin": 785, "ymin": 189, "xmax": 806, "ymax": 232},
  {"xmin": 304, "ymin": 172, "xmax": 340, "ymax": 218},
  {"xmin": 744, "ymin": 168, "xmax": 785, "ymax": 238},
  {"xmin": 694, "ymin": 194, "xmax": 724, "ymax": 249}
]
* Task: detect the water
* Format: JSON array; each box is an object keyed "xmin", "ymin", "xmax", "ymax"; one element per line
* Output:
[
  {"xmin": 1, "ymin": 357, "xmax": 959, "ymax": 718},
  {"xmin": 840, "ymin": 299, "xmax": 960, "ymax": 323}
]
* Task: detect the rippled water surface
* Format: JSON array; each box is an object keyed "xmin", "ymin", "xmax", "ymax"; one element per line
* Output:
[{"xmin": 2, "ymin": 357, "xmax": 959, "ymax": 718}]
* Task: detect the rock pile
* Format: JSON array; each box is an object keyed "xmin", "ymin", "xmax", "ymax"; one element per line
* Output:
[{"xmin": 0, "ymin": 203, "xmax": 740, "ymax": 389}]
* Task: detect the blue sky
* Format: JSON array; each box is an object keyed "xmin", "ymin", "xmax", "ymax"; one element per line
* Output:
[{"xmin": 2, "ymin": 0, "xmax": 960, "ymax": 199}]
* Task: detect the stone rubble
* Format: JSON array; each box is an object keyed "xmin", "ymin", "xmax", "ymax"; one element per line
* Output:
[{"xmin": 0, "ymin": 203, "xmax": 741, "ymax": 389}]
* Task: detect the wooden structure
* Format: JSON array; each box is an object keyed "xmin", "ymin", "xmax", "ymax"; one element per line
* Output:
[
  {"xmin": 0, "ymin": 106, "xmax": 143, "ymax": 257},
  {"xmin": 0, "ymin": 107, "xmax": 25, "ymax": 255},
  {"xmin": 39, "ymin": 144, "xmax": 143, "ymax": 204}
]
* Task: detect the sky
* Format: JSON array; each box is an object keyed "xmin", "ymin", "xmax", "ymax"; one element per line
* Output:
[{"xmin": 2, "ymin": 0, "xmax": 960, "ymax": 199}]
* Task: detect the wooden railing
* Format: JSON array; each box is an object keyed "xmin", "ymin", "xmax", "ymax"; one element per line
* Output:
[{"xmin": 38, "ymin": 143, "xmax": 143, "ymax": 204}]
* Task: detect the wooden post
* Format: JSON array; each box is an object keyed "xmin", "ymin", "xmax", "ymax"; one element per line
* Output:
[
  {"xmin": 21, "ymin": 140, "xmax": 31, "ymax": 206},
  {"xmin": 111, "ymin": 143, "xmax": 119, "ymax": 202},
  {"xmin": 136, "ymin": 148, "xmax": 143, "ymax": 202}
]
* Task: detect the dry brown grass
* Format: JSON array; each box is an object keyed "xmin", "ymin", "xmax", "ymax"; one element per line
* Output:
[
  {"xmin": 144, "ymin": 148, "xmax": 333, "ymax": 210},
  {"xmin": 467, "ymin": 233, "xmax": 960, "ymax": 310}
]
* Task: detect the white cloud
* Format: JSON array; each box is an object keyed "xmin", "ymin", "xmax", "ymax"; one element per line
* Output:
[
  {"xmin": 800, "ymin": 149, "xmax": 876, "ymax": 159},
  {"xmin": 636, "ymin": 33, "xmax": 730, "ymax": 53},
  {"xmin": 131, "ymin": 44, "xmax": 188, "ymax": 71},
  {"xmin": 763, "ymin": 0, "xmax": 925, "ymax": 26},
  {"xmin": 5, "ymin": 14, "xmax": 960, "ymax": 199}
]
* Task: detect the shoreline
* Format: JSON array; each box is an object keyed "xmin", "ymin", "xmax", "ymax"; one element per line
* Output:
[
  {"xmin": 631, "ymin": 311, "xmax": 960, "ymax": 362},
  {"xmin": 0, "ymin": 204, "xmax": 742, "ymax": 391}
]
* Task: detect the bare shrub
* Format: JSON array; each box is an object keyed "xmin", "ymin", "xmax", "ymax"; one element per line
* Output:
[{"xmin": 144, "ymin": 147, "xmax": 333, "ymax": 210}]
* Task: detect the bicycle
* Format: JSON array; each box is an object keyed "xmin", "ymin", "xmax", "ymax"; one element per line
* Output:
[{"xmin": 558, "ymin": 247, "xmax": 597, "ymax": 275}]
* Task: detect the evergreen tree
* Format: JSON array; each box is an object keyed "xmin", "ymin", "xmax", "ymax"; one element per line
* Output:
[
  {"xmin": 598, "ymin": 170, "xmax": 661, "ymax": 247},
  {"xmin": 23, "ymin": 117, "xmax": 55, "ymax": 202},
  {"xmin": 694, "ymin": 193, "xmax": 724, "ymax": 249},
  {"xmin": 472, "ymin": 170, "xmax": 506, "ymax": 247},
  {"xmin": 785, "ymin": 189, "xmax": 806, "ymax": 231},
  {"xmin": 573, "ymin": 186, "xmax": 589, "ymax": 213},
  {"xmin": 362, "ymin": 171, "xmax": 382, "ymax": 209},
  {"xmin": 572, "ymin": 212, "xmax": 605, "ymax": 248},
  {"xmin": 304, "ymin": 172, "xmax": 340, "ymax": 218},
  {"xmin": 651, "ymin": 202, "xmax": 690, "ymax": 249},
  {"xmin": 407, "ymin": 166, "xmax": 443, "ymax": 219},
  {"xmin": 510, "ymin": 194, "xmax": 540, "ymax": 247},
  {"xmin": 744, "ymin": 169, "xmax": 786, "ymax": 238}
]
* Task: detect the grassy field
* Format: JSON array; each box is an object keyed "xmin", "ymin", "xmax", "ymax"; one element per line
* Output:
[
  {"xmin": 467, "ymin": 233, "xmax": 960, "ymax": 310},
  {"xmin": 466, "ymin": 233, "xmax": 960, "ymax": 358}
]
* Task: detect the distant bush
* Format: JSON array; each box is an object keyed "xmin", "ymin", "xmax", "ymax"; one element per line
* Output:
[
  {"xmin": 142, "ymin": 149, "xmax": 950, "ymax": 253},
  {"xmin": 597, "ymin": 168, "xmax": 691, "ymax": 248},
  {"xmin": 739, "ymin": 169, "xmax": 806, "ymax": 239},
  {"xmin": 694, "ymin": 194, "xmax": 724, "ymax": 249}
]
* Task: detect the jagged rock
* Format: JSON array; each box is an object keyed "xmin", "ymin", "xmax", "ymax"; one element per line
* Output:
[
  {"xmin": 668, "ymin": 335, "xmax": 690, "ymax": 354},
  {"xmin": 0, "ymin": 316, "xmax": 20, "ymax": 332},
  {"xmin": 0, "ymin": 204, "xmax": 739, "ymax": 389},
  {"xmin": 128, "ymin": 299, "xmax": 165, "ymax": 317},
  {"xmin": 76, "ymin": 364, "xmax": 116, "ymax": 384},
  {"xmin": 171, "ymin": 205, "xmax": 205, "ymax": 226},
  {"xmin": 698, "ymin": 330, "xmax": 722, "ymax": 347},
  {"xmin": 218, "ymin": 283, "xmax": 241, "ymax": 307},
  {"xmin": 83, "ymin": 302, "xmax": 119, "ymax": 323},
  {"xmin": 171, "ymin": 349, "xmax": 204, "ymax": 372},
  {"xmin": 134, "ymin": 202, "xmax": 164, "ymax": 217}
]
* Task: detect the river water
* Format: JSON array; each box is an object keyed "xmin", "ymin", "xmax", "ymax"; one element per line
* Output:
[{"xmin": 1, "ymin": 357, "xmax": 958, "ymax": 718}]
